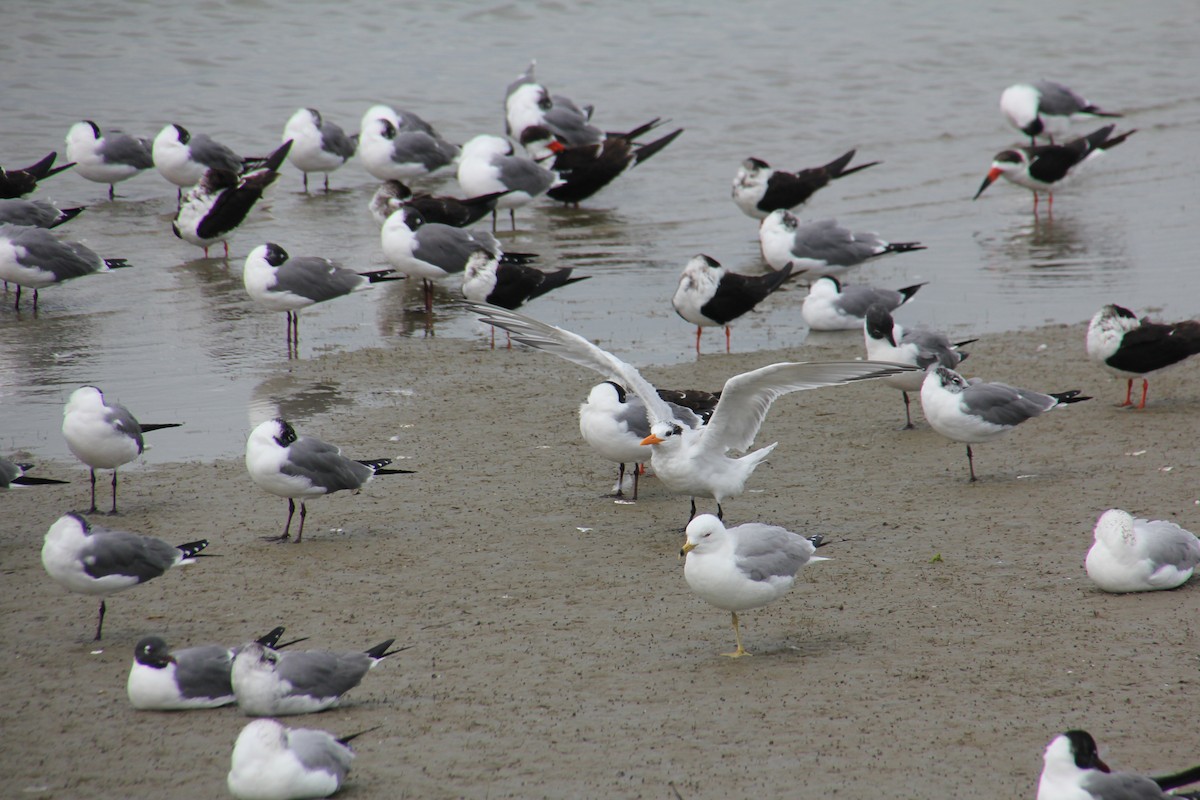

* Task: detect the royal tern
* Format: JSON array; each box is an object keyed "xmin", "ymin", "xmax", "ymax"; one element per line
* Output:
[
  {"xmin": 1085, "ymin": 508, "xmax": 1200, "ymax": 593},
  {"xmin": 671, "ymin": 255, "xmax": 795, "ymax": 353},
  {"xmin": 801, "ymin": 275, "xmax": 925, "ymax": 332},
  {"xmin": 731, "ymin": 150, "xmax": 880, "ymax": 220},
  {"xmin": 758, "ymin": 211, "xmax": 925, "ymax": 277},
  {"xmin": 1085, "ymin": 303, "xmax": 1200, "ymax": 409}
]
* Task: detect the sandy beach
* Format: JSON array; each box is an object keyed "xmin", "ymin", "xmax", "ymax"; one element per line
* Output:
[{"xmin": 2, "ymin": 318, "xmax": 1199, "ymax": 799}]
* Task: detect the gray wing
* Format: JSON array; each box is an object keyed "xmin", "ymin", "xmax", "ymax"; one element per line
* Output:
[
  {"xmin": 393, "ymin": 108, "xmax": 439, "ymax": 136},
  {"xmin": 189, "ymin": 134, "xmax": 244, "ymax": 172},
  {"xmin": 495, "ymin": 155, "xmax": 556, "ymax": 196},
  {"xmin": 0, "ymin": 199, "xmax": 58, "ymax": 227},
  {"xmin": 792, "ymin": 219, "xmax": 880, "ymax": 265},
  {"xmin": 1137, "ymin": 520, "xmax": 1200, "ymax": 571},
  {"xmin": 959, "ymin": 381, "xmax": 1056, "ymax": 427},
  {"xmin": 393, "ymin": 132, "xmax": 459, "ymax": 171},
  {"xmin": 412, "ymin": 225, "xmax": 484, "ymax": 273},
  {"xmin": 1081, "ymin": 770, "xmax": 1171, "ymax": 800},
  {"xmin": 276, "ymin": 650, "xmax": 374, "ymax": 698},
  {"xmin": 614, "ymin": 395, "xmax": 653, "ymax": 439},
  {"xmin": 3, "ymin": 224, "xmax": 99, "ymax": 281},
  {"xmin": 836, "ymin": 285, "xmax": 904, "ymax": 318},
  {"xmin": 173, "ymin": 645, "xmax": 235, "ymax": 700},
  {"xmin": 281, "ymin": 436, "xmax": 373, "ymax": 492},
  {"xmin": 82, "ymin": 528, "xmax": 178, "ymax": 582},
  {"xmin": 273, "ymin": 257, "xmax": 365, "ymax": 303},
  {"xmin": 544, "ymin": 102, "xmax": 604, "ymax": 146},
  {"xmin": 105, "ymin": 402, "xmax": 146, "ymax": 453},
  {"xmin": 733, "ymin": 524, "xmax": 814, "ymax": 581},
  {"xmin": 1032, "ymin": 80, "xmax": 1089, "ymax": 115},
  {"xmin": 287, "ymin": 728, "xmax": 354, "ymax": 780},
  {"xmin": 100, "ymin": 134, "xmax": 154, "ymax": 169},
  {"xmin": 902, "ymin": 329, "xmax": 962, "ymax": 370},
  {"xmin": 319, "ymin": 121, "xmax": 357, "ymax": 160}
]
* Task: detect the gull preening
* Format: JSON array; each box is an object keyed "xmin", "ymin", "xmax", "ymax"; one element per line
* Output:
[
  {"xmin": 63, "ymin": 120, "xmax": 153, "ymax": 199},
  {"xmin": 281, "ymin": 107, "xmax": 357, "ymax": 193},
  {"xmin": 1085, "ymin": 508, "xmax": 1200, "ymax": 593},
  {"xmin": 357, "ymin": 104, "xmax": 459, "ymax": 182},
  {"xmin": 731, "ymin": 150, "xmax": 879, "ymax": 220},
  {"xmin": 1085, "ymin": 303, "xmax": 1200, "ymax": 409},
  {"xmin": 1001, "ymin": 81, "xmax": 1122, "ymax": 144}
]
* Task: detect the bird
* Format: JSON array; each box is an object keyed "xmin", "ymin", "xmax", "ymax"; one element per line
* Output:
[
  {"xmin": 919, "ymin": 366, "xmax": 1090, "ymax": 482},
  {"xmin": 242, "ymin": 242, "xmax": 400, "ymax": 351},
  {"xmin": 152, "ymin": 123, "xmax": 260, "ymax": 199},
  {"xmin": 1036, "ymin": 730, "xmax": 1200, "ymax": 800},
  {"xmin": 61, "ymin": 385, "xmax": 182, "ymax": 513},
  {"xmin": 731, "ymin": 150, "xmax": 880, "ymax": 220},
  {"xmin": 1001, "ymin": 80, "xmax": 1122, "ymax": 144},
  {"xmin": 368, "ymin": 179, "xmax": 507, "ymax": 228},
  {"xmin": 356, "ymin": 105, "xmax": 459, "ymax": 182},
  {"xmin": 681, "ymin": 514, "xmax": 828, "ymax": 657},
  {"xmin": 126, "ymin": 626, "xmax": 295, "ymax": 710},
  {"xmin": 801, "ymin": 275, "xmax": 925, "ymax": 331},
  {"xmin": 468, "ymin": 303, "xmax": 915, "ymax": 520},
  {"xmin": 1085, "ymin": 303, "xmax": 1200, "ymax": 409},
  {"xmin": 671, "ymin": 255, "xmax": 795, "ymax": 353},
  {"xmin": 173, "ymin": 139, "xmax": 292, "ymax": 258},
  {"xmin": 230, "ymin": 638, "xmax": 403, "ymax": 716},
  {"xmin": 281, "ymin": 107, "xmax": 357, "ymax": 192},
  {"xmin": 973, "ymin": 124, "xmax": 1136, "ymax": 213},
  {"xmin": 227, "ymin": 718, "xmax": 367, "ymax": 800},
  {"xmin": 758, "ymin": 211, "xmax": 926, "ymax": 277},
  {"xmin": 0, "ymin": 198, "xmax": 85, "ymax": 229},
  {"xmin": 456, "ymin": 133, "xmax": 560, "ymax": 230},
  {"xmin": 518, "ymin": 120, "xmax": 683, "ymax": 205},
  {"xmin": 462, "ymin": 249, "xmax": 589, "ymax": 317},
  {"xmin": 1085, "ymin": 508, "xmax": 1200, "ymax": 593},
  {"xmin": 63, "ymin": 120, "xmax": 153, "ymax": 199},
  {"xmin": 380, "ymin": 206, "xmax": 536, "ymax": 314},
  {"xmin": 0, "ymin": 457, "xmax": 69, "ymax": 488},
  {"xmin": 245, "ymin": 418, "xmax": 413, "ymax": 543},
  {"xmin": 0, "ymin": 151, "xmax": 74, "ymax": 199},
  {"xmin": 0, "ymin": 223, "xmax": 131, "ymax": 311},
  {"xmin": 505, "ymin": 60, "xmax": 604, "ymax": 147},
  {"xmin": 863, "ymin": 304, "xmax": 975, "ymax": 428},
  {"xmin": 40, "ymin": 512, "xmax": 210, "ymax": 640}
]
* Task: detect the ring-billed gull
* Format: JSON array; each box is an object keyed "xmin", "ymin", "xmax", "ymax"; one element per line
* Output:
[{"xmin": 1085, "ymin": 509, "xmax": 1200, "ymax": 593}]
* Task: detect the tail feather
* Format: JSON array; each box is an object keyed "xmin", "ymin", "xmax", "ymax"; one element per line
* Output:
[
  {"xmin": 140, "ymin": 422, "xmax": 183, "ymax": 433},
  {"xmin": 104, "ymin": 258, "xmax": 132, "ymax": 270},
  {"xmin": 897, "ymin": 282, "xmax": 928, "ymax": 303},
  {"xmin": 1152, "ymin": 764, "xmax": 1200, "ymax": 791},
  {"xmin": 884, "ymin": 242, "xmax": 926, "ymax": 255},
  {"xmin": 1098, "ymin": 128, "xmax": 1136, "ymax": 152},
  {"xmin": 952, "ymin": 338, "xmax": 979, "ymax": 349},
  {"xmin": 372, "ymin": 467, "xmax": 416, "ymax": 475},
  {"xmin": 26, "ymin": 152, "xmax": 73, "ymax": 179},
  {"xmin": 1049, "ymin": 390, "xmax": 1091, "ymax": 405},
  {"xmin": 632, "ymin": 128, "xmax": 684, "ymax": 166},
  {"xmin": 175, "ymin": 539, "xmax": 210, "ymax": 559},
  {"xmin": 337, "ymin": 725, "xmax": 383, "ymax": 747},
  {"xmin": 824, "ymin": 149, "xmax": 881, "ymax": 179},
  {"xmin": 50, "ymin": 207, "xmax": 86, "ymax": 228},
  {"xmin": 358, "ymin": 269, "xmax": 403, "ymax": 283},
  {"xmin": 364, "ymin": 638, "xmax": 412, "ymax": 659},
  {"xmin": 256, "ymin": 626, "xmax": 287, "ymax": 648},
  {"xmin": 11, "ymin": 474, "xmax": 70, "ymax": 486},
  {"xmin": 1083, "ymin": 105, "xmax": 1123, "ymax": 119},
  {"xmin": 611, "ymin": 118, "xmax": 663, "ymax": 141}
]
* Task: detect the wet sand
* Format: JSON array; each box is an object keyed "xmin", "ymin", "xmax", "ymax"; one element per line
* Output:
[{"xmin": 2, "ymin": 319, "xmax": 1198, "ymax": 799}]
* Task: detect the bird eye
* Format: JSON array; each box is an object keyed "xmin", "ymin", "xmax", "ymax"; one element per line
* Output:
[{"xmin": 670, "ymin": 424, "xmax": 683, "ymax": 436}]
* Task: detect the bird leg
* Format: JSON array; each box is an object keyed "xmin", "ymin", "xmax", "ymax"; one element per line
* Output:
[
  {"xmin": 717, "ymin": 502, "xmax": 724, "ymax": 521},
  {"xmin": 88, "ymin": 468, "xmax": 98, "ymax": 512},
  {"xmin": 724, "ymin": 325, "xmax": 731, "ymax": 354},
  {"xmin": 422, "ymin": 279, "xmax": 434, "ymax": 315},
  {"xmin": 264, "ymin": 498, "xmax": 295, "ymax": 542},
  {"xmin": 323, "ymin": 174, "xmax": 330, "ymax": 193},
  {"xmin": 109, "ymin": 469, "xmax": 119, "ymax": 514},
  {"xmin": 509, "ymin": 208, "xmax": 517, "ymax": 232},
  {"xmin": 613, "ymin": 462, "xmax": 627, "ymax": 498},
  {"xmin": 294, "ymin": 501, "xmax": 308, "ymax": 543},
  {"xmin": 223, "ymin": 240, "xmax": 229, "ymax": 260},
  {"xmin": 966, "ymin": 444, "xmax": 978, "ymax": 483},
  {"xmin": 302, "ymin": 173, "xmax": 309, "ymax": 193},
  {"xmin": 94, "ymin": 599, "xmax": 107, "ymax": 640},
  {"xmin": 12, "ymin": 285, "xmax": 19, "ymax": 311},
  {"xmin": 689, "ymin": 497, "xmax": 697, "ymax": 521},
  {"xmin": 632, "ymin": 463, "xmax": 641, "ymax": 501},
  {"xmin": 1119, "ymin": 378, "xmax": 1134, "ymax": 407},
  {"xmin": 1137, "ymin": 378, "xmax": 1149, "ymax": 410},
  {"xmin": 722, "ymin": 612, "xmax": 749, "ymax": 658},
  {"xmin": 694, "ymin": 326, "xmax": 702, "ymax": 354},
  {"xmin": 901, "ymin": 391, "xmax": 915, "ymax": 429},
  {"xmin": 108, "ymin": 184, "xmax": 115, "ymax": 200}
]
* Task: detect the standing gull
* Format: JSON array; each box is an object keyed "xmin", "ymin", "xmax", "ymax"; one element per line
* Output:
[
  {"xmin": 228, "ymin": 718, "xmax": 367, "ymax": 800},
  {"xmin": 41, "ymin": 512, "xmax": 210, "ymax": 640},
  {"xmin": 281, "ymin": 108, "xmax": 357, "ymax": 192},
  {"xmin": 0, "ymin": 223, "xmax": 130, "ymax": 311},
  {"xmin": 758, "ymin": 211, "xmax": 925, "ymax": 277},
  {"xmin": 0, "ymin": 198, "xmax": 85, "ymax": 229},
  {"xmin": 801, "ymin": 275, "xmax": 926, "ymax": 332},
  {"xmin": 152, "ymin": 123, "xmax": 259, "ymax": 200},
  {"xmin": 504, "ymin": 61, "xmax": 604, "ymax": 146},
  {"xmin": 64, "ymin": 120, "xmax": 153, "ymax": 199},
  {"xmin": 731, "ymin": 150, "xmax": 880, "ymax": 220},
  {"xmin": 1085, "ymin": 303, "xmax": 1200, "ymax": 409},
  {"xmin": 357, "ymin": 104, "xmax": 459, "ymax": 182},
  {"xmin": 456, "ymin": 133, "xmax": 559, "ymax": 230},
  {"xmin": 671, "ymin": 255, "xmax": 794, "ymax": 354},
  {"xmin": 1085, "ymin": 508, "xmax": 1200, "ymax": 593},
  {"xmin": 1001, "ymin": 81, "xmax": 1122, "ymax": 144}
]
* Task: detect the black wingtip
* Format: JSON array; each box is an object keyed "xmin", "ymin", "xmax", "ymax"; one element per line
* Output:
[
  {"xmin": 11, "ymin": 475, "xmax": 70, "ymax": 486},
  {"xmin": 898, "ymin": 282, "xmax": 928, "ymax": 302},
  {"xmin": 632, "ymin": 128, "xmax": 684, "ymax": 166},
  {"xmin": 886, "ymin": 242, "xmax": 927, "ymax": 255},
  {"xmin": 140, "ymin": 422, "xmax": 184, "ymax": 433},
  {"xmin": 364, "ymin": 638, "xmax": 413, "ymax": 659},
  {"xmin": 176, "ymin": 539, "xmax": 210, "ymax": 558},
  {"xmin": 104, "ymin": 258, "xmax": 133, "ymax": 270},
  {"xmin": 337, "ymin": 724, "xmax": 383, "ymax": 747},
  {"xmin": 256, "ymin": 626, "xmax": 287, "ymax": 648},
  {"xmin": 1152, "ymin": 764, "xmax": 1200, "ymax": 791},
  {"xmin": 1050, "ymin": 390, "xmax": 1092, "ymax": 405}
]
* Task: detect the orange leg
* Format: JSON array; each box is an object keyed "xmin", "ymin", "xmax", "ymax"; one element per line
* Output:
[
  {"xmin": 1137, "ymin": 379, "xmax": 1149, "ymax": 410},
  {"xmin": 724, "ymin": 325, "xmax": 731, "ymax": 353},
  {"xmin": 1119, "ymin": 378, "xmax": 1133, "ymax": 407}
]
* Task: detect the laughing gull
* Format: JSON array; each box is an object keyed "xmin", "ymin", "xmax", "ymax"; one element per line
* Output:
[
  {"xmin": 1036, "ymin": 730, "xmax": 1200, "ymax": 800},
  {"xmin": 461, "ymin": 251, "xmax": 589, "ymax": 345},
  {"xmin": 41, "ymin": 512, "xmax": 210, "ymax": 640},
  {"xmin": 1001, "ymin": 81, "xmax": 1122, "ymax": 144},
  {"xmin": 0, "ymin": 198, "xmax": 85, "ymax": 229},
  {"xmin": 671, "ymin": 255, "xmax": 795, "ymax": 354},
  {"xmin": 127, "ymin": 627, "xmax": 295, "ymax": 710},
  {"xmin": 518, "ymin": 120, "xmax": 683, "ymax": 205},
  {"xmin": 863, "ymin": 305, "xmax": 975, "ymax": 429},
  {"xmin": 231, "ymin": 638, "xmax": 403, "ymax": 716},
  {"xmin": 61, "ymin": 385, "xmax": 183, "ymax": 513},
  {"xmin": 456, "ymin": 133, "xmax": 560, "ymax": 230},
  {"xmin": 152, "ymin": 123, "xmax": 260, "ymax": 197},
  {"xmin": 920, "ymin": 366, "xmax": 1090, "ymax": 482},
  {"xmin": 1085, "ymin": 508, "xmax": 1200, "ymax": 593},
  {"xmin": 228, "ymin": 719, "xmax": 369, "ymax": 800},
  {"xmin": 173, "ymin": 139, "xmax": 291, "ymax": 258},
  {"xmin": 681, "ymin": 514, "xmax": 828, "ymax": 657},
  {"xmin": 357, "ymin": 104, "xmax": 459, "ymax": 182},
  {"xmin": 380, "ymin": 206, "xmax": 537, "ymax": 313},
  {"xmin": 0, "ymin": 152, "xmax": 74, "ymax": 199},
  {"xmin": 731, "ymin": 150, "xmax": 880, "ymax": 220},
  {"xmin": 0, "ymin": 223, "xmax": 130, "ymax": 311},
  {"xmin": 245, "ymin": 418, "xmax": 413, "ymax": 543},
  {"xmin": 0, "ymin": 457, "xmax": 69, "ymax": 488},
  {"xmin": 1085, "ymin": 303, "xmax": 1200, "ymax": 409},
  {"xmin": 758, "ymin": 211, "xmax": 926, "ymax": 277},
  {"xmin": 801, "ymin": 275, "xmax": 926, "ymax": 331},
  {"xmin": 504, "ymin": 60, "xmax": 604, "ymax": 146},
  {"xmin": 243, "ymin": 242, "xmax": 400, "ymax": 350},
  {"xmin": 368, "ymin": 179, "xmax": 508, "ymax": 228},
  {"xmin": 281, "ymin": 108, "xmax": 357, "ymax": 192},
  {"xmin": 64, "ymin": 120, "xmax": 153, "ymax": 199},
  {"xmin": 470, "ymin": 303, "xmax": 916, "ymax": 520},
  {"xmin": 973, "ymin": 124, "xmax": 1136, "ymax": 213}
]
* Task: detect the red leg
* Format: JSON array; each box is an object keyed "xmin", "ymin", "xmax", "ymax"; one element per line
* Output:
[
  {"xmin": 1137, "ymin": 379, "xmax": 1149, "ymax": 410},
  {"xmin": 724, "ymin": 325, "xmax": 731, "ymax": 353},
  {"xmin": 1119, "ymin": 378, "xmax": 1133, "ymax": 407},
  {"xmin": 694, "ymin": 326, "xmax": 702, "ymax": 354}
]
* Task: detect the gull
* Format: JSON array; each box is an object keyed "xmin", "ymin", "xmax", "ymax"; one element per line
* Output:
[
  {"xmin": 62, "ymin": 385, "xmax": 183, "ymax": 514},
  {"xmin": 731, "ymin": 150, "xmax": 880, "ymax": 220},
  {"xmin": 281, "ymin": 108, "xmax": 357, "ymax": 192},
  {"xmin": 242, "ymin": 242, "xmax": 400, "ymax": 351},
  {"xmin": 64, "ymin": 120, "xmax": 153, "ymax": 199},
  {"xmin": 0, "ymin": 198, "xmax": 85, "ymax": 229},
  {"xmin": 368, "ymin": 179, "xmax": 507, "ymax": 227},
  {"xmin": 41, "ymin": 512, "xmax": 210, "ymax": 640},
  {"xmin": 228, "ymin": 719, "xmax": 370, "ymax": 800},
  {"xmin": 1085, "ymin": 508, "xmax": 1200, "ymax": 593},
  {"xmin": 920, "ymin": 366, "xmax": 1090, "ymax": 482},
  {"xmin": 671, "ymin": 255, "xmax": 795, "ymax": 354},
  {"xmin": 758, "ymin": 211, "xmax": 926, "ymax": 278},
  {"xmin": 973, "ymin": 124, "xmax": 1135, "ymax": 213},
  {"xmin": 127, "ymin": 626, "xmax": 297, "ymax": 710},
  {"xmin": 0, "ymin": 223, "xmax": 131, "ymax": 311},
  {"xmin": 456, "ymin": 133, "xmax": 560, "ymax": 230},
  {"xmin": 0, "ymin": 457, "xmax": 69, "ymax": 488},
  {"xmin": 173, "ymin": 139, "xmax": 291, "ymax": 258},
  {"xmin": 504, "ymin": 60, "xmax": 603, "ymax": 146},
  {"xmin": 0, "ymin": 151, "xmax": 74, "ymax": 199},
  {"xmin": 1001, "ymin": 81, "xmax": 1122, "ymax": 144},
  {"xmin": 152, "ymin": 123, "xmax": 260, "ymax": 199},
  {"xmin": 1036, "ymin": 730, "xmax": 1200, "ymax": 800},
  {"xmin": 469, "ymin": 303, "xmax": 916, "ymax": 519},
  {"xmin": 245, "ymin": 418, "xmax": 413, "ymax": 543},
  {"xmin": 357, "ymin": 104, "xmax": 459, "ymax": 182},
  {"xmin": 1085, "ymin": 303, "xmax": 1200, "ymax": 409},
  {"xmin": 801, "ymin": 275, "xmax": 925, "ymax": 332},
  {"xmin": 863, "ymin": 304, "xmax": 975, "ymax": 428},
  {"xmin": 680, "ymin": 514, "xmax": 828, "ymax": 657},
  {"xmin": 231, "ymin": 638, "xmax": 403, "ymax": 716}
]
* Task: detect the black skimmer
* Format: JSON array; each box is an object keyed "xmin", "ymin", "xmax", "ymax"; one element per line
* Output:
[
  {"xmin": 368, "ymin": 179, "xmax": 507, "ymax": 228},
  {"xmin": 732, "ymin": 150, "xmax": 879, "ymax": 219},
  {"xmin": 671, "ymin": 255, "xmax": 795, "ymax": 353},
  {"xmin": 0, "ymin": 151, "xmax": 74, "ymax": 199},
  {"xmin": 1085, "ymin": 303, "xmax": 1200, "ymax": 408}
]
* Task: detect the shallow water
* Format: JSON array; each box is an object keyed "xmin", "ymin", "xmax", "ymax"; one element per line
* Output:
[{"xmin": 2, "ymin": 0, "xmax": 1198, "ymax": 463}]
